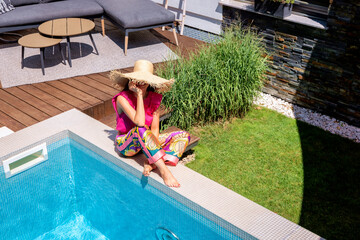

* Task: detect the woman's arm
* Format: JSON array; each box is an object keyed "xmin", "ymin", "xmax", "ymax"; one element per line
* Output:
[
  {"xmin": 117, "ymin": 82, "xmax": 146, "ymax": 126},
  {"xmin": 151, "ymin": 107, "xmax": 161, "ymax": 139}
]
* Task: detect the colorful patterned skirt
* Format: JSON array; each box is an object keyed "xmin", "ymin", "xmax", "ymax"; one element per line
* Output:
[{"xmin": 115, "ymin": 126, "xmax": 190, "ymax": 166}]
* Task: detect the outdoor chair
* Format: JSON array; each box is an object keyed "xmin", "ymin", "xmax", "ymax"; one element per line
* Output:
[{"xmin": 97, "ymin": 0, "xmax": 178, "ymax": 55}]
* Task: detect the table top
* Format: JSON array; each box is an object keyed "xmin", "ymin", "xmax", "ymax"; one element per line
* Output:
[
  {"xmin": 38, "ymin": 18, "xmax": 95, "ymax": 37},
  {"xmin": 18, "ymin": 33, "xmax": 62, "ymax": 48}
]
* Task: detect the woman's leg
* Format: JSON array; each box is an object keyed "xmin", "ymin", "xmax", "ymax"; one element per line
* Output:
[
  {"xmin": 144, "ymin": 130, "xmax": 190, "ymax": 175},
  {"xmin": 135, "ymin": 126, "xmax": 166, "ymax": 164},
  {"xmin": 159, "ymin": 131, "xmax": 191, "ymax": 166},
  {"xmin": 116, "ymin": 128, "xmax": 157, "ymax": 178},
  {"xmin": 115, "ymin": 128, "xmax": 141, "ymax": 156},
  {"xmin": 136, "ymin": 126, "xmax": 180, "ymax": 187}
]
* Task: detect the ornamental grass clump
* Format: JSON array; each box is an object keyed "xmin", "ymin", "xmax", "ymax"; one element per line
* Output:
[{"xmin": 157, "ymin": 24, "xmax": 268, "ymax": 130}]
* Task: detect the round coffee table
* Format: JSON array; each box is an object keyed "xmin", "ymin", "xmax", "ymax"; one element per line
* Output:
[
  {"xmin": 38, "ymin": 18, "xmax": 98, "ymax": 67},
  {"xmin": 18, "ymin": 33, "xmax": 65, "ymax": 75}
]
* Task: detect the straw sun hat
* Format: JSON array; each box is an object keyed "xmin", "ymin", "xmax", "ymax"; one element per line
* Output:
[{"xmin": 109, "ymin": 60, "xmax": 175, "ymax": 93}]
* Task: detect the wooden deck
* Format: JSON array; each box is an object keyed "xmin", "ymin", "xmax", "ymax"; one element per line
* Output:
[{"xmin": 0, "ymin": 19, "xmax": 203, "ymax": 132}]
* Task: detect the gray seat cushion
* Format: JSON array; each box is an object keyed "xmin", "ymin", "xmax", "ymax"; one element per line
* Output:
[
  {"xmin": 0, "ymin": 0, "xmax": 103, "ymax": 27},
  {"xmin": 97, "ymin": 0, "xmax": 175, "ymax": 29}
]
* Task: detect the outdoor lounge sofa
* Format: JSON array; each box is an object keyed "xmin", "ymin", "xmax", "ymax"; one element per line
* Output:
[
  {"xmin": 0, "ymin": 0, "xmax": 178, "ymax": 55},
  {"xmin": 97, "ymin": 0, "xmax": 178, "ymax": 55}
]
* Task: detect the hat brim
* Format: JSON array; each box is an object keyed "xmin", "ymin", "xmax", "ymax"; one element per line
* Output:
[
  {"xmin": 115, "ymin": 71, "xmax": 175, "ymax": 93},
  {"xmin": 109, "ymin": 70, "xmax": 129, "ymax": 92}
]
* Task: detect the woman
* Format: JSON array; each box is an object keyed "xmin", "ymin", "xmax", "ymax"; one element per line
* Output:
[{"xmin": 110, "ymin": 60, "xmax": 190, "ymax": 188}]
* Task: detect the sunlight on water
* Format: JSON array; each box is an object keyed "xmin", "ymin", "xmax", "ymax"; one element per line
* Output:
[{"xmin": 35, "ymin": 212, "xmax": 108, "ymax": 240}]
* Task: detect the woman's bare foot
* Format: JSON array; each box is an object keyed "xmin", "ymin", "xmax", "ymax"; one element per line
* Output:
[
  {"xmin": 143, "ymin": 161, "xmax": 156, "ymax": 176},
  {"xmin": 154, "ymin": 159, "xmax": 180, "ymax": 188},
  {"xmin": 159, "ymin": 168, "xmax": 180, "ymax": 188}
]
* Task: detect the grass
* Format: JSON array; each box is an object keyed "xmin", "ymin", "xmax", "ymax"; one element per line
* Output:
[{"xmin": 187, "ymin": 106, "xmax": 360, "ymax": 240}]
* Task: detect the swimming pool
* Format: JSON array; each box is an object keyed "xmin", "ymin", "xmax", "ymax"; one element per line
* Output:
[
  {"xmin": 0, "ymin": 134, "xmax": 254, "ymax": 240},
  {"xmin": 0, "ymin": 109, "xmax": 322, "ymax": 240}
]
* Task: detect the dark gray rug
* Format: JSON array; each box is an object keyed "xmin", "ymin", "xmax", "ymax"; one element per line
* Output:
[{"xmin": 0, "ymin": 30, "xmax": 176, "ymax": 88}]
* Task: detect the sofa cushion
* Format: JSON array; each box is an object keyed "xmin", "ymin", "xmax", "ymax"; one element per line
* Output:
[
  {"xmin": 11, "ymin": 0, "xmax": 39, "ymax": 7},
  {"xmin": 0, "ymin": 0, "xmax": 15, "ymax": 15},
  {"xmin": 0, "ymin": 0, "xmax": 103, "ymax": 27},
  {"xmin": 97, "ymin": 0, "xmax": 175, "ymax": 29}
]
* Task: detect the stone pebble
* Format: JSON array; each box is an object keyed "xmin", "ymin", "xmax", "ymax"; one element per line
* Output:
[{"xmin": 254, "ymin": 92, "xmax": 360, "ymax": 143}]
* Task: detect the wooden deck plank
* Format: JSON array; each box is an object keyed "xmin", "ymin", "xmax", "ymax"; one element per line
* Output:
[
  {"xmin": 72, "ymin": 75, "xmax": 120, "ymax": 96},
  {"xmin": 33, "ymin": 83, "xmax": 89, "ymax": 110},
  {"xmin": 97, "ymin": 72, "xmax": 110, "ymax": 78},
  {"xmin": 0, "ymin": 110, "xmax": 26, "ymax": 132},
  {"xmin": 98, "ymin": 112, "xmax": 117, "ymax": 129},
  {"xmin": 18, "ymin": 85, "xmax": 73, "ymax": 112},
  {"xmin": 0, "ymin": 89, "xmax": 50, "ymax": 121},
  {"xmin": 47, "ymin": 81, "xmax": 102, "ymax": 106},
  {"xmin": 61, "ymin": 77, "xmax": 112, "ymax": 101},
  {"xmin": 86, "ymin": 73, "xmax": 111, "ymax": 85},
  {"xmin": 70, "ymin": 76, "xmax": 116, "ymax": 117},
  {"xmin": 4, "ymin": 87, "xmax": 62, "ymax": 117},
  {"xmin": 0, "ymin": 99, "xmax": 38, "ymax": 126},
  {"xmin": 151, "ymin": 28, "xmax": 204, "ymax": 59},
  {"xmin": 86, "ymin": 73, "xmax": 123, "ymax": 89}
]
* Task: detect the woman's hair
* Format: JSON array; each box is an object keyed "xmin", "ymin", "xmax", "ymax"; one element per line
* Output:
[{"xmin": 122, "ymin": 83, "xmax": 129, "ymax": 91}]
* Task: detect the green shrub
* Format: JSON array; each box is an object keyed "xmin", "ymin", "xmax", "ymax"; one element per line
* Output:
[{"xmin": 157, "ymin": 24, "xmax": 268, "ymax": 130}]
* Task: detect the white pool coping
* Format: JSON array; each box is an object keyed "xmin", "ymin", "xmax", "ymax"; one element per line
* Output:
[{"xmin": 0, "ymin": 109, "xmax": 323, "ymax": 240}]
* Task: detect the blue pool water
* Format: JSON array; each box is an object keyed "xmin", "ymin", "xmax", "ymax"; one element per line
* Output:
[{"xmin": 0, "ymin": 137, "xmax": 253, "ymax": 240}]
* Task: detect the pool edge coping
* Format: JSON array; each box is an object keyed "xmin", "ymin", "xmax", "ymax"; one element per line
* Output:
[{"xmin": 0, "ymin": 109, "xmax": 323, "ymax": 240}]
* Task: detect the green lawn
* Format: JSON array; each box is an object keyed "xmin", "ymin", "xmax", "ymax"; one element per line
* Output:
[{"xmin": 187, "ymin": 107, "xmax": 360, "ymax": 240}]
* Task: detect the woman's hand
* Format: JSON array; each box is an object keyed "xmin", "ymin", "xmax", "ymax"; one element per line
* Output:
[
  {"xmin": 129, "ymin": 81, "xmax": 142, "ymax": 96},
  {"xmin": 123, "ymin": 81, "xmax": 146, "ymax": 126}
]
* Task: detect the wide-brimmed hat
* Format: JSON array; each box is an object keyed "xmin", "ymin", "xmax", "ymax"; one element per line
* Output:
[{"xmin": 109, "ymin": 60, "xmax": 175, "ymax": 92}]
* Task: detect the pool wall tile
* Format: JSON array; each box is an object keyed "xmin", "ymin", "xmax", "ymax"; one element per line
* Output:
[
  {"xmin": 0, "ymin": 138, "xmax": 77, "ymax": 239},
  {"xmin": 0, "ymin": 131, "xmax": 69, "ymax": 165}
]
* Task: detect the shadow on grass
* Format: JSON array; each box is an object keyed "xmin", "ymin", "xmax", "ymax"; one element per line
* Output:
[{"xmin": 296, "ymin": 120, "xmax": 360, "ymax": 240}]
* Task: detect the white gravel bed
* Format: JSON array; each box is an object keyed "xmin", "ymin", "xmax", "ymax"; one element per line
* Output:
[{"xmin": 254, "ymin": 92, "xmax": 360, "ymax": 143}]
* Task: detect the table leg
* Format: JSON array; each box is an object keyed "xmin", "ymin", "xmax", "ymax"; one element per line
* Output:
[
  {"xmin": 88, "ymin": 33, "xmax": 99, "ymax": 55},
  {"xmin": 66, "ymin": 36, "xmax": 72, "ymax": 67},
  {"xmin": 58, "ymin": 43, "xmax": 66, "ymax": 65},
  {"xmin": 21, "ymin": 46, "xmax": 24, "ymax": 69},
  {"xmin": 67, "ymin": 36, "xmax": 71, "ymax": 48},
  {"xmin": 124, "ymin": 31, "xmax": 129, "ymax": 56},
  {"xmin": 40, "ymin": 48, "xmax": 45, "ymax": 75}
]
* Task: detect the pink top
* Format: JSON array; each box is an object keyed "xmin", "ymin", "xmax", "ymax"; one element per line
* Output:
[{"xmin": 112, "ymin": 90, "xmax": 163, "ymax": 133}]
